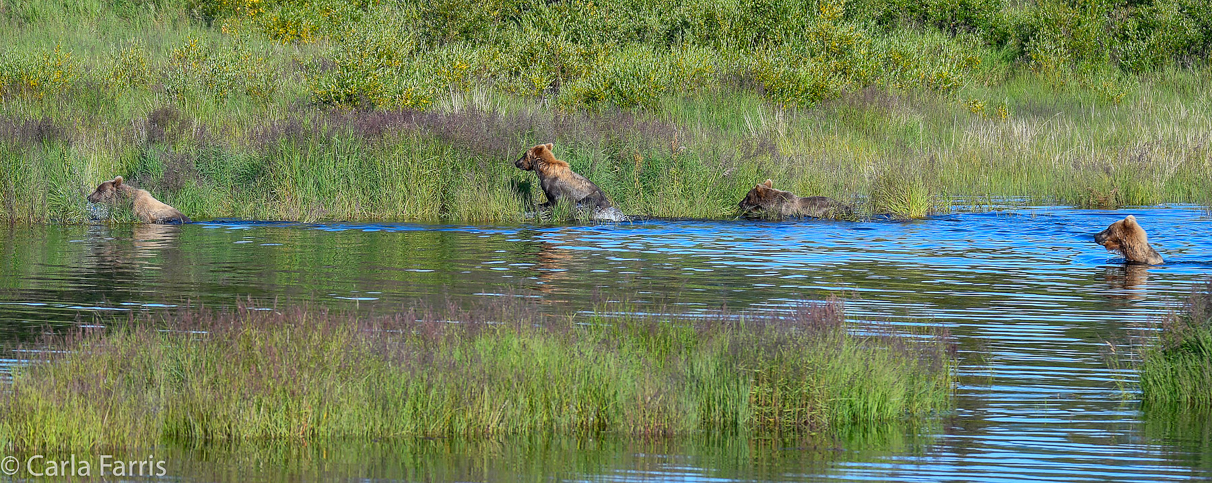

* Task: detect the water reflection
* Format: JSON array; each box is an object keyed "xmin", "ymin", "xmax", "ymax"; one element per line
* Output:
[
  {"xmin": 154, "ymin": 424, "xmax": 937, "ymax": 482},
  {"xmin": 3, "ymin": 207, "xmax": 1212, "ymax": 480},
  {"xmin": 83, "ymin": 223, "xmax": 185, "ymax": 273},
  {"xmin": 1101, "ymin": 264, "xmax": 1151, "ymax": 301},
  {"xmin": 1142, "ymin": 405, "xmax": 1212, "ymax": 473},
  {"xmin": 534, "ymin": 240, "xmax": 574, "ymax": 296}
]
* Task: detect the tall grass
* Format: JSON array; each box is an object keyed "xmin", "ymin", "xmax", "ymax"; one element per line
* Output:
[
  {"xmin": 0, "ymin": 296, "xmax": 954, "ymax": 451},
  {"xmin": 1138, "ymin": 281, "xmax": 1212, "ymax": 407},
  {"xmin": 2, "ymin": 0, "xmax": 1211, "ymax": 223}
]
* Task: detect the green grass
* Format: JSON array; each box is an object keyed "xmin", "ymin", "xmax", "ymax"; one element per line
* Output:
[
  {"xmin": 2, "ymin": 0, "xmax": 1211, "ymax": 223},
  {"xmin": 1138, "ymin": 281, "xmax": 1212, "ymax": 407},
  {"xmin": 0, "ymin": 296, "xmax": 954, "ymax": 451}
]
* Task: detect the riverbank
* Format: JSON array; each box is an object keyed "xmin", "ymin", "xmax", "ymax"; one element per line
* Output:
[
  {"xmin": 0, "ymin": 297, "xmax": 954, "ymax": 450},
  {"xmin": 2, "ymin": 0, "xmax": 1211, "ymax": 223}
]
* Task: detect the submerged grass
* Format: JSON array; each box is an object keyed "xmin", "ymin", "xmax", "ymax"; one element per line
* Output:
[
  {"xmin": 0, "ymin": 296, "xmax": 954, "ymax": 451},
  {"xmin": 1138, "ymin": 281, "xmax": 1212, "ymax": 407}
]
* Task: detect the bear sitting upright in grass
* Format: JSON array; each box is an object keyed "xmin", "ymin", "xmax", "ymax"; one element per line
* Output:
[
  {"xmin": 87, "ymin": 176, "xmax": 190, "ymax": 224},
  {"xmin": 514, "ymin": 143, "xmax": 624, "ymax": 221},
  {"xmin": 738, "ymin": 179, "xmax": 850, "ymax": 219},
  {"xmin": 1094, "ymin": 215, "xmax": 1163, "ymax": 265}
]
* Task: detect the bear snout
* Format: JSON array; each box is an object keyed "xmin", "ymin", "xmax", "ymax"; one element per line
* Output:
[{"xmin": 1094, "ymin": 228, "xmax": 1123, "ymax": 252}]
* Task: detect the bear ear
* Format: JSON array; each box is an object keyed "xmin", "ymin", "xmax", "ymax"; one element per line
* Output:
[
  {"xmin": 113, "ymin": 176, "xmax": 123, "ymax": 186},
  {"xmin": 545, "ymin": 143, "xmax": 554, "ymax": 151},
  {"xmin": 763, "ymin": 179, "xmax": 773, "ymax": 188},
  {"xmin": 1124, "ymin": 215, "xmax": 1137, "ymax": 226}
]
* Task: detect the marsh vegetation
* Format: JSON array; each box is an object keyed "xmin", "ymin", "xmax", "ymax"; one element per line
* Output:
[
  {"xmin": 0, "ymin": 297, "xmax": 954, "ymax": 450},
  {"xmin": 1138, "ymin": 281, "xmax": 1212, "ymax": 407},
  {"xmin": 1, "ymin": 0, "xmax": 1211, "ymax": 222}
]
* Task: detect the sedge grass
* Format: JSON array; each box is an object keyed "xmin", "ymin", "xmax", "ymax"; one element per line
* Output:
[
  {"xmin": 4, "ymin": 81, "xmax": 1211, "ymax": 224},
  {"xmin": 1138, "ymin": 281, "xmax": 1212, "ymax": 407},
  {"xmin": 3, "ymin": 1, "xmax": 1211, "ymax": 223},
  {"xmin": 0, "ymin": 296, "xmax": 954, "ymax": 451}
]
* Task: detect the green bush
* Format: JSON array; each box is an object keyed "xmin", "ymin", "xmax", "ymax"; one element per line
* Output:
[
  {"xmin": 491, "ymin": 27, "xmax": 605, "ymax": 96},
  {"xmin": 742, "ymin": 0, "xmax": 883, "ymax": 107},
  {"xmin": 123, "ymin": 0, "xmax": 1212, "ymax": 108},
  {"xmin": 305, "ymin": 17, "xmax": 434, "ymax": 109},
  {"xmin": 0, "ymin": 45, "xmax": 77, "ymax": 101},
  {"xmin": 188, "ymin": 0, "xmax": 371, "ymax": 42},
  {"xmin": 411, "ymin": 0, "xmax": 508, "ymax": 44},
  {"xmin": 847, "ymin": 0, "xmax": 1001, "ymax": 36},
  {"xmin": 165, "ymin": 35, "xmax": 278, "ymax": 102},
  {"xmin": 558, "ymin": 45, "xmax": 717, "ymax": 110},
  {"xmin": 105, "ymin": 40, "xmax": 154, "ymax": 90},
  {"xmin": 1112, "ymin": 0, "xmax": 1200, "ymax": 73},
  {"xmin": 872, "ymin": 30, "xmax": 979, "ymax": 92}
]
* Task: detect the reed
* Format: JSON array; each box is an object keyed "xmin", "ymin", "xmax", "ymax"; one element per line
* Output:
[
  {"xmin": 1138, "ymin": 281, "xmax": 1212, "ymax": 407},
  {"xmin": 0, "ymin": 296, "xmax": 954, "ymax": 451},
  {"xmin": 2, "ymin": 0, "xmax": 1211, "ymax": 223}
]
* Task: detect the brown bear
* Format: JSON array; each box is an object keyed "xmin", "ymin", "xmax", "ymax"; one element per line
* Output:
[
  {"xmin": 86, "ymin": 176, "xmax": 190, "ymax": 224},
  {"xmin": 738, "ymin": 179, "xmax": 850, "ymax": 219},
  {"xmin": 514, "ymin": 143, "xmax": 624, "ymax": 221},
  {"xmin": 1094, "ymin": 215, "xmax": 1163, "ymax": 265}
]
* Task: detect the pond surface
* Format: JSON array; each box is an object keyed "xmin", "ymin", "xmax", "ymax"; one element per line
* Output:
[{"xmin": 3, "ymin": 206, "xmax": 1212, "ymax": 481}]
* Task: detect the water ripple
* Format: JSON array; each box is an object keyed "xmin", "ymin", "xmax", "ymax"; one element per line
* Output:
[{"xmin": 2, "ymin": 206, "xmax": 1211, "ymax": 480}]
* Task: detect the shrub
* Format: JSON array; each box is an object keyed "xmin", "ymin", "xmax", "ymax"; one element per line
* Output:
[
  {"xmin": 847, "ymin": 0, "xmax": 1001, "ymax": 36},
  {"xmin": 306, "ymin": 14, "xmax": 434, "ymax": 109},
  {"xmin": 106, "ymin": 40, "xmax": 155, "ymax": 90},
  {"xmin": 0, "ymin": 44, "xmax": 77, "ymax": 101},
  {"xmin": 1112, "ymin": 0, "xmax": 1200, "ymax": 73},
  {"xmin": 165, "ymin": 35, "xmax": 278, "ymax": 102},
  {"xmin": 557, "ymin": 45, "xmax": 717, "ymax": 110},
  {"xmin": 188, "ymin": 0, "xmax": 372, "ymax": 42}
]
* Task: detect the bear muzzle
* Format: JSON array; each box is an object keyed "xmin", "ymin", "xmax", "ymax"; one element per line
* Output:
[{"xmin": 1094, "ymin": 227, "xmax": 1124, "ymax": 252}]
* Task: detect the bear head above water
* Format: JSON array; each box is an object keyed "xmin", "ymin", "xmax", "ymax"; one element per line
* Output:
[{"xmin": 1094, "ymin": 215, "xmax": 1163, "ymax": 265}]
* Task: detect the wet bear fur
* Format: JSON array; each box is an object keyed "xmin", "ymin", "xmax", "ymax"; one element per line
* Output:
[
  {"xmin": 738, "ymin": 179, "xmax": 850, "ymax": 219},
  {"xmin": 1094, "ymin": 215, "xmax": 1163, "ymax": 265},
  {"xmin": 87, "ymin": 176, "xmax": 190, "ymax": 224},
  {"xmin": 514, "ymin": 143, "xmax": 623, "ymax": 221}
]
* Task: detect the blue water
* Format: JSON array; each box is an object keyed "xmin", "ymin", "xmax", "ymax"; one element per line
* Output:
[{"xmin": 2, "ymin": 206, "xmax": 1211, "ymax": 481}]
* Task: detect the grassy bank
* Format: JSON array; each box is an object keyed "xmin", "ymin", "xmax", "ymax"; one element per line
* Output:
[
  {"xmin": 0, "ymin": 297, "xmax": 954, "ymax": 450},
  {"xmin": 1138, "ymin": 281, "xmax": 1212, "ymax": 406},
  {"xmin": 2, "ymin": 0, "xmax": 1211, "ymax": 223}
]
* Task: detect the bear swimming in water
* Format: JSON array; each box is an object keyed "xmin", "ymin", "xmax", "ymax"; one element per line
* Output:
[
  {"xmin": 738, "ymin": 180, "xmax": 850, "ymax": 219},
  {"xmin": 87, "ymin": 176, "xmax": 190, "ymax": 224},
  {"xmin": 1094, "ymin": 215, "xmax": 1163, "ymax": 265}
]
